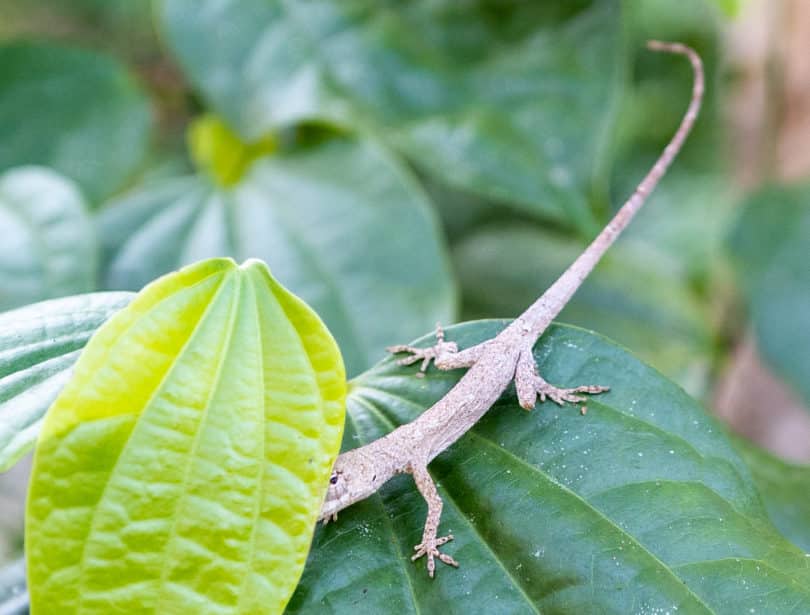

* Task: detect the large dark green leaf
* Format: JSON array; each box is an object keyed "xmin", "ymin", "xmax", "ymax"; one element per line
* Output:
[
  {"xmin": 0, "ymin": 41, "xmax": 151, "ymax": 203},
  {"xmin": 98, "ymin": 138, "xmax": 456, "ymax": 376},
  {"xmin": 453, "ymin": 225, "xmax": 713, "ymax": 394},
  {"xmin": 728, "ymin": 183, "xmax": 810, "ymax": 408},
  {"xmin": 0, "ymin": 291, "xmax": 133, "ymax": 471},
  {"xmin": 157, "ymin": 0, "xmax": 625, "ymax": 227},
  {"xmin": 0, "ymin": 167, "xmax": 97, "ymax": 311},
  {"xmin": 731, "ymin": 436, "xmax": 810, "ymax": 552},
  {"xmin": 290, "ymin": 321, "xmax": 810, "ymax": 614}
]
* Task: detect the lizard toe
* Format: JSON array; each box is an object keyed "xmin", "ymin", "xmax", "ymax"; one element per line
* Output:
[{"xmin": 412, "ymin": 534, "xmax": 458, "ymax": 578}]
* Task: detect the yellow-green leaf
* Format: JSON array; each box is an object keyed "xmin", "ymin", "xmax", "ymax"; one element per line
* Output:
[
  {"xmin": 188, "ymin": 114, "xmax": 278, "ymax": 187},
  {"xmin": 25, "ymin": 257, "xmax": 345, "ymax": 614}
]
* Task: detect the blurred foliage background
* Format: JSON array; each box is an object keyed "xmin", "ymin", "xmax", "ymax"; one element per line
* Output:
[{"xmin": 0, "ymin": 0, "xmax": 809, "ymax": 577}]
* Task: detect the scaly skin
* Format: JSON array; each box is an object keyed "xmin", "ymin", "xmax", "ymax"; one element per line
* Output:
[{"xmin": 320, "ymin": 41, "xmax": 705, "ymax": 578}]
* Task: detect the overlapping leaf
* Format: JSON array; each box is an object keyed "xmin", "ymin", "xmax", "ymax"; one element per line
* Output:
[
  {"xmin": 729, "ymin": 183, "xmax": 810, "ymax": 408},
  {"xmin": 26, "ymin": 258, "xmax": 345, "ymax": 614},
  {"xmin": 453, "ymin": 225, "xmax": 713, "ymax": 393},
  {"xmin": 157, "ymin": 0, "xmax": 624, "ymax": 226},
  {"xmin": 0, "ymin": 291, "xmax": 133, "ymax": 472},
  {"xmin": 98, "ymin": 137, "xmax": 456, "ymax": 376},
  {"xmin": 290, "ymin": 321, "xmax": 810, "ymax": 614},
  {"xmin": 0, "ymin": 167, "xmax": 97, "ymax": 312},
  {"xmin": 0, "ymin": 42, "xmax": 150, "ymax": 203}
]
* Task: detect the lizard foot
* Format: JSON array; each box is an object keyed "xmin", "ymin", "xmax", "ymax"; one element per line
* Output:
[
  {"xmin": 515, "ymin": 349, "xmax": 609, "ymax": 409},
  {"xmin": 387, "ymin": 323, "xmax": 459, "ymax": 378},
  {"xmin": 409, "ymin": 463, "xmax": 460, "ymax": 577},
  {"xmin": 412, "ymin": 534, "xmax": 459, "ymax": 578}
]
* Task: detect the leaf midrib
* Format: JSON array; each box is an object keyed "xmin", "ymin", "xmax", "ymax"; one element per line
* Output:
[
  {"xmin": 0, "ymin": 350, "xmax": 79, "ymax": 404},
  {"xmin": 235, "ymin": 276, "xmax": 266, "ymax": 612},
  {"xmin": 0, "ymin": 335, "xmax": 90, "ymax": 378},
  {"xmin": 0, "ymin": 303, "xmax": 127, "ymax": 335},
  {"xmin": 152, "ymin": 273, "xmax": 243, "ymax": 613},
  {"xmin": 465, "ymin": 431, "xmax": 715, "ymax": 613},
  {"xmin": 236, "ymin": 184, "xmax": 370, "ymax": 371}
]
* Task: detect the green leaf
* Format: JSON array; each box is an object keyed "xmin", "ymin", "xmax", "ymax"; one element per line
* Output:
[
  {"xmin": 728, "ymin": 183, "xmax": 810, "ymax": 408},
  {"xmin": 709, "ymin": 0, "xmax": 742, "ymax": 18},
  {"xmin": 0, "ymin": 291, "xmax": 133, "ymax": 472},
  {"xmin": 731, "ymin": 436, "xmax": 810, "ymax": 552},
  {"xmin": 187, "ymin": 114, "xmax": 278, "ymax": 187},
  {"xmin": 26, "ymin": 258, "xmax": 346, "ymax": 614},
  {"xmin": 290, "ymin": 321, "xmax": 810, "ymax": 613},
  {"xmin": 98, "ymin": 137, "xmax": 456, "ymax": 377},
  {"xmin": 452, "ymin": 225, "xmax": 713, "ymax": 394},
  {"xmin": 0, "ymin": 167, "xmax": 97, "ymax": 311},
  {"xmin": 0, "ymin": 42, "xmax": 151, "ymax": 203},
  {"xmin": 157, "ymin": 0, "xmax": 625, "ymax": 226}
]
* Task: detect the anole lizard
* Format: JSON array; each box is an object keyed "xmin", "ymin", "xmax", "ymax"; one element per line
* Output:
[{"xmin": 319, "ymin": 41, "xmax": 704, "ymax": 578}]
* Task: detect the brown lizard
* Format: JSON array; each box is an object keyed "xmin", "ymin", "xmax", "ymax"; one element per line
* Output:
[{"xmin": 318, "ymin": 41, "xmax": 704, "ymax": 578}]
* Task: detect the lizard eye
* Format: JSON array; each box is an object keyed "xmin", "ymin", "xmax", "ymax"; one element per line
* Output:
[{"xmin": 329, "ymin": 473, "xmax": 339, "ymax": 485}]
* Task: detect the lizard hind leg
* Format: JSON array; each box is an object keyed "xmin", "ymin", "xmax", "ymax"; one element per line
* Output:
[
  {"xmin": 409, "ymin": 463, "xmax": 459, "ymax": 578},
  {"xmin": 515, "ymin": 349, "xmax": 609, "ymax": 409}
]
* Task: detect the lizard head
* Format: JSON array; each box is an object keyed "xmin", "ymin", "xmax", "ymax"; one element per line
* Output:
[{"xmin": 319, "ymin": 447, "xmax": 392, "ymax": 521}]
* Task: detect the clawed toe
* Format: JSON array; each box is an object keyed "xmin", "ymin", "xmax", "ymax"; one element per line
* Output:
[
  {"xmin": 386, "ymin": 345, "xmax": 436, "ymax": 377},
  {"xmin": 412, "ymin": 534, "xmax": 459, "ymax": 578},
  {"xmin": 321, "ymin": 512, "xmax": 338, "ymax": 525},
  {"xmin": 539, "ymin": 383, "xmax": 610, "ymax": 406},
  {"xmin": 387, "ymin": 323, "xmax": 459, "ymax": 377},
  {"xmin": 515, "ymin": 350, "xmax": 609, "ymax": 409}
]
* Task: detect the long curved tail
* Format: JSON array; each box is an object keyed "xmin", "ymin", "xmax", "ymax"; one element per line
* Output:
[{"xmin": 521, "ymin": 41, "xmax": 705, "ymax": 337}]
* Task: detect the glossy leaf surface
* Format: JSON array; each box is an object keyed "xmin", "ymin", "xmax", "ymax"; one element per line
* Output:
[
  {"xmin": 98, "ymin": 138, "xmax": 455, "ymax": 377},
  {"xmin": 26, "ymin": 258, "xmax": 346, "ymax": 614},
  {"xmin": 0, "ymin": 291, "xmax": 133, "ymax": 472},
  {"xmin": 157, "ymin": 0, "xmax": 624, "ymax": 225},
  {"xmin": 729, "ymin": 183, "xmax": 810, "ymax": 408},
  {"xmin": 290, "ymin": 321, "xmax": 810, "ymax": 614},
  {"xmin": 0, "ymin": 42, "xmax": 150, "ymax": 203},
  {"xmin": 0, "ymin": 167, "xmax": 97, "ymax": 311}
]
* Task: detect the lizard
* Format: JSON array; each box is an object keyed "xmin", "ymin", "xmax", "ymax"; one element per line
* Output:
[{"xmin": 318, "ymin": 40, "xmax": 704, "ymax": 578}]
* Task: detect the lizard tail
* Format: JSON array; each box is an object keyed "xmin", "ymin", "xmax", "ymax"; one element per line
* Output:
[{"xmin": 522, "ymin": 41, "xmax": 704, "ymax": 336}]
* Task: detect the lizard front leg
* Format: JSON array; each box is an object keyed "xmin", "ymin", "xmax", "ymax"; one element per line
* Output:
[
  {"xmin": 388, "ymin": 323, "xmax": 470, "ymax": 376},
  {"xmin": 387, "ymin": 322, "xmax": 492, "ymax": 376},
  {"xmin": 514, "ymin": 347, "xmax": 609, "ymax": 409},
  {"xmin": 409, "ymin": 463, "xmax": 459, "ymax": 578}
]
